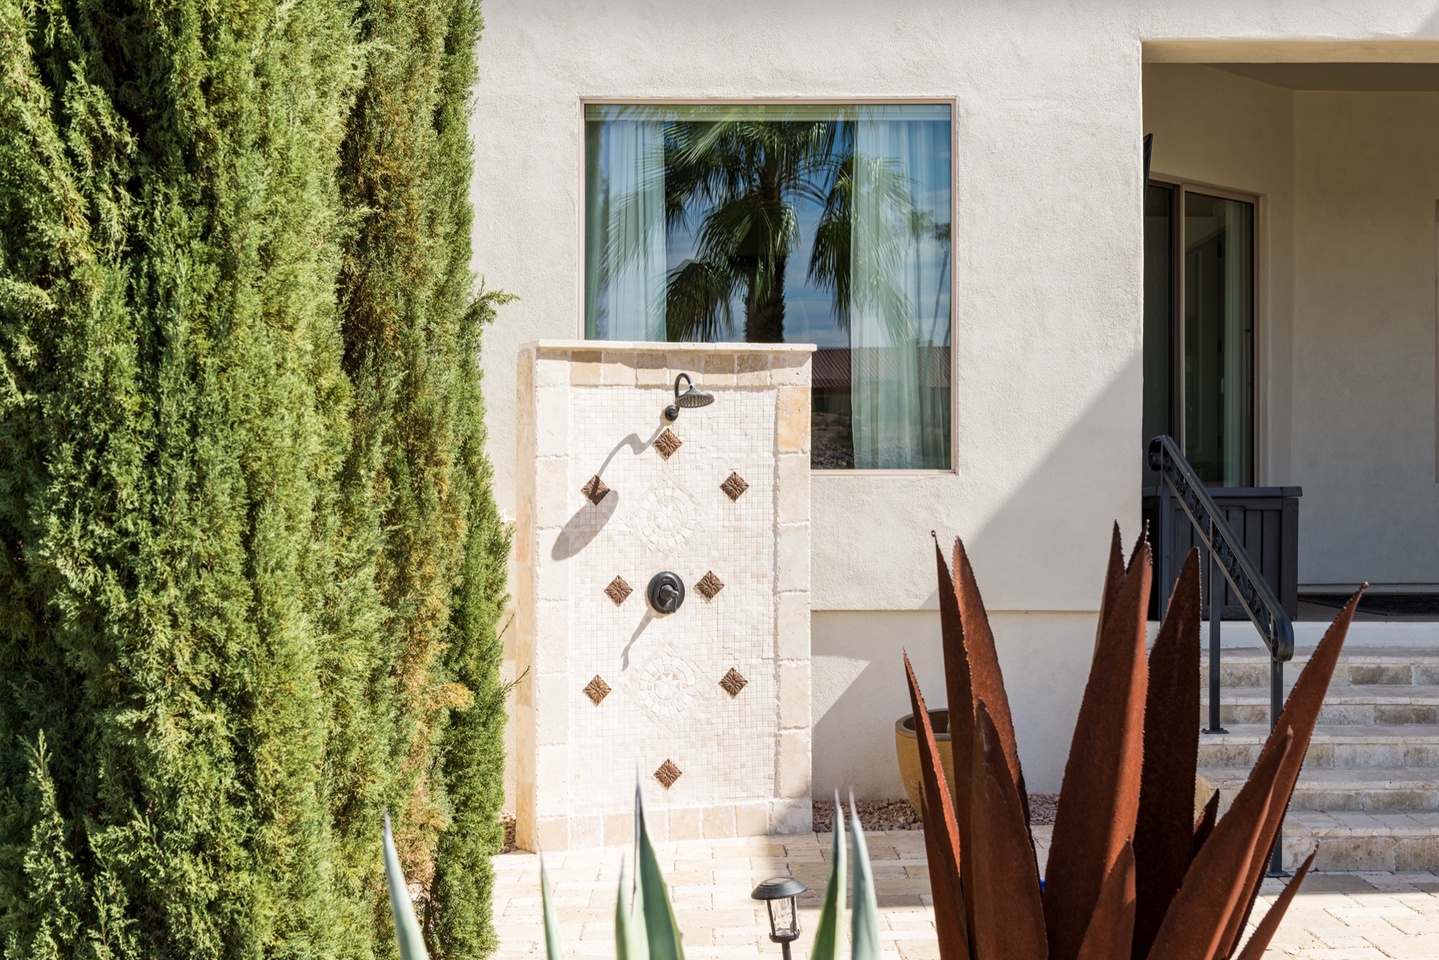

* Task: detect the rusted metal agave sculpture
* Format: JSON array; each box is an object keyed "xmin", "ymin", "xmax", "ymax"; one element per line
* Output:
[{"xmin": 905, "ymin": 527, "xmax": 1360, "ymax": 960}]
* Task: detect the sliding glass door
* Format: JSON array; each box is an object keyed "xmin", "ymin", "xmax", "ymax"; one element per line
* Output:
[{"xmin": 1144, "ymin": 181, "xmax": 1255, "ymax": 487}]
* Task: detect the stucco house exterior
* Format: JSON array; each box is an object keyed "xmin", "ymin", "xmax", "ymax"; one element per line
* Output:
[{"xmin": 473, "ymin": 1, "xmax": 1439, "ymax": 848}]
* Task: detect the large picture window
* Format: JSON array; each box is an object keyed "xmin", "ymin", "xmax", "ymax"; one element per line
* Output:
[{"xmin": 584, "ymin": 103, "xmax": 953, "ymax": 470}]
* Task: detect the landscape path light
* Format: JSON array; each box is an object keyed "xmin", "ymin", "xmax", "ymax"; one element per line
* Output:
[{"xmin": 750, "ymin": 875, "xmax": 808, "ymax": 960}]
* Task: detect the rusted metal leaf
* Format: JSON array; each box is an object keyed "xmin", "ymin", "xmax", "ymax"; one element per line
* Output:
[
  {"xmin": 904, "ymin": 653, "xmax": 971, "ymax": 960},
  {"xmin": 950, "ymin": 537, "xmax": 1030, "ymax": 825},
  {"xmin": 969, "ymin": 702, "xmax": 1047, "ymax": 960},
  {"xmin": 1075, "ymin": 841, "xmax": 1136, "ymax": 960},
  {"xmin": 1132, "ymin": 548, "xmax": 1202, "ymax": 959},
  {"xmin": 1233, "ymin": 849, "xmax": 1317, "ymax": 960},
  {"xmin": 934, "ymin": 537, "xmax": 978, "ymax": 939},
  {"xmin": 1144, "ymin": 728, "xmax": 1292, "ymax": 960},
  {"xmin": 1044, "ymin": 535, "xmax": 1152, "ymax": 960},
  {"xmin": 1095, "ymin": 522, "xmax": 1125, "ymax": 648},
  {"xmin": 1191, "ymin": 790, "xmax": 1219, "ymax": 862},
  {"xmin": 1218, "ymin": 591, "xmax": 1360, "ymax": 958}
]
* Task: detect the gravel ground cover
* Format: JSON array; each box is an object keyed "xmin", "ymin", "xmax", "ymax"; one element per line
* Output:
[{"xmin": 811, "ymin": 794, "xmax": 1058, "ymax": 833}]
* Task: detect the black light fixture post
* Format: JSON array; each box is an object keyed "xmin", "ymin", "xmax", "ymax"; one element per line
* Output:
[{"xmin": 751, "ymin": 876, "xmax": 808, "ymax": 960}]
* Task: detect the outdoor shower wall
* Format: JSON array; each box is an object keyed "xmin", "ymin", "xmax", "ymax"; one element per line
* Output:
[{"xmin": 513, "ymin": 342, "xmax": 814, "ymax": 851}]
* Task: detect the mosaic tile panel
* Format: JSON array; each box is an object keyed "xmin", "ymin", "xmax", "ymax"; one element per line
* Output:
[
  {"xmin": 514, "ymin": 345, "xmax": 813, "ymax": 848},
  {"xmin": 566, "ymin": 384, "xmax": 780, "ymax": 810},
  {"xmin": 626, "ymin": 481, "xmax": 700, "ymax": 555}
]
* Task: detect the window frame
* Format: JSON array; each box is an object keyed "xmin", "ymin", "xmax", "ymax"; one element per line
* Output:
[
  {"xmin": 1146, "ymin": 173, "xmax": 1264, "ymax": 487},
  {"xmin": 576, "ymin": 97, "xmax": 961, "ymax": 476}
]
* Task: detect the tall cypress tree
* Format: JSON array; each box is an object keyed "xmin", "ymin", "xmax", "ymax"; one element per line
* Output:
[
  {"xmin": 335, "ymin": 0, "xmax": 510, "ymax": 952},
  {"xmin": 0, "ymin": 0, "xmax": 509, "ymax": 956}
]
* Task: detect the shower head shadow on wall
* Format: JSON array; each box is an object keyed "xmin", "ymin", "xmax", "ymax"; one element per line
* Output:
[{"xmin": 663, "ymin": 372, "xmax": 714, "ymax": 422}]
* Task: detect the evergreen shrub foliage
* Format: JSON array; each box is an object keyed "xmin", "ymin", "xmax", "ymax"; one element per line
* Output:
[{"xmin": 0, "ymin": 0, "xmax": 508, "ymax": 956}]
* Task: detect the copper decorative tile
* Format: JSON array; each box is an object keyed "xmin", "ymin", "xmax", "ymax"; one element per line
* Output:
[
  {"xmin": 653, "ymin": 428, "xmax": 682, "ymax": 459},
  {"xmin": 654, "ymin": 759, "xmax": 683, "ymax": 789},
  {"xmin": 604, "ymin": 576, "xmax": 632, "ymax": 605},
  {"xmin": 583, "ymin": 675, "xmax": 611, "ymax": 705},
  {"xmin": 581, "ymin": 474, "xmax": 610, "ymax": 505},
  {"xmin": 720, "ymin": 471, "xmax": 749, "ymax": 501},
  {"xmin": 719, "ymin": 668, "xmax": 748, "ymax": 698},
  {"xmin": 695, "ymin": 570, "xmax": 724, "ymax": 601}
]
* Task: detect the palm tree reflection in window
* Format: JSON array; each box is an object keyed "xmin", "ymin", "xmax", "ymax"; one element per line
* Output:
[
  {"xmin": 590, "ymin": 104, "xmax": 952, "ymax": 469},
  {"xmin": 661, "ymin": 114, "xmax": 944, "ymax": 348}
]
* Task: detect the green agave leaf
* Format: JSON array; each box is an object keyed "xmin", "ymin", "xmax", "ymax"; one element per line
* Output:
[
  {"xmin": 542, "ymin": 856, "xmax": 566, "ymax": 960},
  {"xmin": 810, "ymin": 790, "xmax": 848, "ymax": 960},
  {"xmin": 383, "ymin": 813, "xmax": 431, "ymax": 960},
  {"xmin": 636, "ymin": 784, "xmax": 686, "ymax": 960},
  {"xmin": 616, "ymin": 859, "xmax": 648, "ymax": 960},
  {"xmin": 849, "ymin": 795, "xmax": 882, "ymax": 960}
]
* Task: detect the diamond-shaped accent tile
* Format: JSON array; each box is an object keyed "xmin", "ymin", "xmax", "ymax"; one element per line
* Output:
[
  {"xmin": 653, "ymin": 428, "xmax": 682, "ymax": 459},
  {"xmin": 583, "ymin": 675, "xmax": 611, "ymax": 705},
  {"xmin": 695, "ymin": 570, "xmax": 724, "ymax": 601},
  {"xmin": 581, "ymin": 474, "xmax": 610, "ymax": 505},
  {"xmin": 605, "ymin": 576, "xmax": 632, "ymax": 605},
  {"xmin": 719, "ymin": 668, "xmax": 748, "ymax": 698},
  {"xmin": 720, "ymin": 472, "xmax": 749, "ymax": 501},
  {"xmin": 654, "ymin": 759, "xmax": 682, "ymax": 789}
]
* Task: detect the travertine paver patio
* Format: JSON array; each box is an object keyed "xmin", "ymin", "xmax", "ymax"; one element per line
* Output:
[{"xmin": 494, "ymin": 826, "xmax": 1439, "ymax": 959}]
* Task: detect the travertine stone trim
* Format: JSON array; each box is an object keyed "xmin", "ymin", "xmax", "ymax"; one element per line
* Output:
[
  {"xmin": 735, "ymin": 352, "xmax": 770, "ymax": 386},
  {"xmin": 513, "ymin": 342, "xmax": 814, "ymax": 850},
  {"xmin": 570, "ymin": 350, "xmax": 602, "ymax": 385},
  {"xmin": 776, "ymin": 386, "xmax": 810, "ymax": 454}
]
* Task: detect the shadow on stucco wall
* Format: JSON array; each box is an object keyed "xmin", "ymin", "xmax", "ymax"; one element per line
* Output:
[{"xmin": 812, "ymin": 358, "xmax": 1143, "ymax": 800}]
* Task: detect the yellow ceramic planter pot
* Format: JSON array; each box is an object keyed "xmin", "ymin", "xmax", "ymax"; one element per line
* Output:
[
  {"xmin": 894, "ymin": 708, "xmax": 956, "ymax": 820},
  {"xmin": 896, "ymin": 708, "xmax": 1213, "ymax": 822}
]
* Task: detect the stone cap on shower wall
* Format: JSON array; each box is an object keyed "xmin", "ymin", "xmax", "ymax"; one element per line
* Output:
[{"xmin": 521, "ymin": 340, "xmax": 815, "ymax": 390}]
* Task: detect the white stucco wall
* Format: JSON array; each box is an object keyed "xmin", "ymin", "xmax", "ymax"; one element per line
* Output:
[
  {"xmin": 1292, "ymin": 92, "xmax": 1439, "ymax": 589},
  {"xmin": 1146, "ymin": 66, "xmax": 1439, "ymax": 590},
  {"xmin": 814, "ymin": 610, "xmax": 1096, "ymax": 798},
  {"xmin": 1142, "ymin": 64, "xmax": 1297, "ymax": 487},
  {"xmin": 472, "ymin": 1, "xmax": 1439, "ymax": 799}
]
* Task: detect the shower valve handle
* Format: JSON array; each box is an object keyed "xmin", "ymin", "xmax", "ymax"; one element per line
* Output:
[{"xmin": 646, "ymin": 572, "xmax": 686, "ymax": 614}]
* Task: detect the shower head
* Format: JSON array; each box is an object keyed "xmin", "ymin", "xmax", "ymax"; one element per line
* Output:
[{"xmin": 664, "ymin": 372, "xmax": 714, "ymax": 421}]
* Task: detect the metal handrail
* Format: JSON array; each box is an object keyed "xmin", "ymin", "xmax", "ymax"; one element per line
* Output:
[{"xmin": 1147, "ymin": 434, "xmax": 1293, "ymax": 876}]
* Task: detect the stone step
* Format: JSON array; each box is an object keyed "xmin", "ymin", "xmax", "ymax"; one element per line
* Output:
[
  {"xmin": 1203, "ymin": 765, "xmax": 1439, "ymax": 812},
  {"xmin": 1199, "ymin": 684, "xmax": 1439, "ymax": 725},
  {"xmin": 1193, "ymin": 641, "xmax": 1439, "ymax": 868},
  {"xmin": 1195, "ymin": 722, "xmax": 1439, "ymax": 768},
  {"xmin": 1201, "ymin": 646, "xmax": 1439, "ymax": 690},
  {"xmin": 1279, "ymin": 810, "xmax": 1439, "ymax": 872}
]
